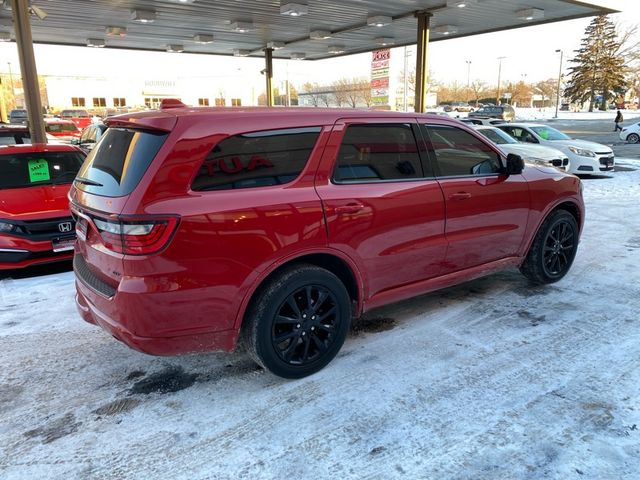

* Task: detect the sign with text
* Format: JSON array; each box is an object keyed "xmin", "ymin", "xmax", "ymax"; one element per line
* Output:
[
  {"xmin": 28, "ymin": 159, "xmax": 50, "ymax": 183},
  {"xmin": 371, "ymin": 49, "xmax": 390, "ymax": 107}
]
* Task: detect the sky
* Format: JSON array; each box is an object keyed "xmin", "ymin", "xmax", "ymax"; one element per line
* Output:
[{"xmin": 0, "ymin": 0, "xmax": 636, "ymax": 91}]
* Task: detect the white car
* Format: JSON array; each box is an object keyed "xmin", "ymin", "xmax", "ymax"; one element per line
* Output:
[
  {"xmin": 619, "ymin": 122, "xmax": 640, "ymax": 143},
  {"xmin": 473, "ymin": 126, "xmax": 569, "ymax": 170},
  {"xmin": 497, "ymin": 123, "xmax": 614, "ymax": 175},
  {"xmin": 461, "ymin": 118, "xmax": 507, "ymax": 126}
]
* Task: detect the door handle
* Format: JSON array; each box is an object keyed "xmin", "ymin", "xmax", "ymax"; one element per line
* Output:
[
  {"xmin": 448, "ymin": 192, "xmax": 472, "ymax": 201},
  {"xmin": 335, "ymin": 203, "xmax": 365, "ymax": 214}
]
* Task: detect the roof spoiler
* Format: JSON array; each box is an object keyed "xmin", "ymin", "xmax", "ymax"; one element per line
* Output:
[{"xmin": 160, "ymin": 99, "xmax": 187, "ymax": 110}]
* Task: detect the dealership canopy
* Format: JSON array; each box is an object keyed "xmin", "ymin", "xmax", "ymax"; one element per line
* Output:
[{"xmin": 0, "ymin": 0, "xmax": 617, "ymax": 140}]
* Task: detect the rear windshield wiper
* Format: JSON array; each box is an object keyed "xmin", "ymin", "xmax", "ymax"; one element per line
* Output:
[{"xmin": 74, "ymin": 176, "xmax": 103, "ymax": 187}]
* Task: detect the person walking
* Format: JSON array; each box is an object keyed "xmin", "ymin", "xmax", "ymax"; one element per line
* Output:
[{"xmin": 615, "ymin": 109, "xmax": 624, "ymax": 132}]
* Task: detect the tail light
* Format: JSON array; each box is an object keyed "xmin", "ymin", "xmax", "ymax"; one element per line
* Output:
[{"xmin": 75, "ymin": 211, "xmax": 179, "ymax": 255}]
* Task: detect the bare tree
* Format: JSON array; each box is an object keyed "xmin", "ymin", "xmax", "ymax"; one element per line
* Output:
[
  {"xmin": 302, "ymin": 82, "xmax": 322, "ymax": 107},
  {"xmin": 470, "ymin": 80, "xmax": 487, "ymax": 106}
]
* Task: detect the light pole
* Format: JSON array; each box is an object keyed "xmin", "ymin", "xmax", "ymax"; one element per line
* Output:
[
  {"xmin": 7, "ymin": 61, "xmax": 15, "ymax": 106},
  {"xmin": 466, "ymin": 60, "xmax": 471, "ymax": 101},
  {"xmin": 554, "ymin": 49, "xmax": 563, "ymax": 118},
  {"xmin": 496, "ymin": 56, "xmax": 506, "ymax": 104}
]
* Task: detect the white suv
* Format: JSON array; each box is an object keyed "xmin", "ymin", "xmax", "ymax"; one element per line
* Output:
[{"xmin": 497, "ymin": 123, "xmax": 614, "ymax": 174}]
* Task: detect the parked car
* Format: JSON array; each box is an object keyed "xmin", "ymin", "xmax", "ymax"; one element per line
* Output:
[
  {"xmin": 0, "ymin": 125, "xmax": 62, "ymax": 145},
  {"xmin": 450, "ymin": 101, "xmax": 474, "ymax": 112},
  {"xmin": 44, "ymin": 118, "xmax": 81, "ymax": 143},
  {"xmin": 71, "ymin": 105, "xmax": 584, "ymax": 378},
  {"xmin": 468, "ymin": 105, "xmax": 516, "ymax": 122},
  {"xmin": 0, "ymin": 144, "xmax": 85, "ymax": 269},
  {"xmin": 60, "ymin": 109, "xmax": 92, "ymax": 129},
  {"xmin": 73, "ymin": 123, "xmax": 107, "ymax": 152},
  {"xmin": 497, "ymin": 123, "xmax": 614, "ymax": 174},
  {"xmin": 460, "ymin": 117, "xmax": 507, "ymax": 126},
  {"xmin": 8, "ymin": 109, "xmax": 28, "ymax": 125},
  {"xmin": 619, "ymin": 122, "xmax": 640, "ymax": 143},
  {"xmin": 473, "ymin": 126, "xmax": 569, "ymax": 170}
]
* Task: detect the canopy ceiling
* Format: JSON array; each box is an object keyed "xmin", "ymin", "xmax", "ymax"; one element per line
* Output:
[{"xmin": 0, "ymin": 0, "xmax": 617, "ymax": 60}]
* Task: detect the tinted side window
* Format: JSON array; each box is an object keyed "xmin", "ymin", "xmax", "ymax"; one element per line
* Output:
[
  {"xmin": 333, "ymin": 124, "xmax": 422, "ymax": 182},
  {"xmin": 192, "ymin": 127, "xmax": 321, "ymax": 191},
  {"xmin": 421, "ymin": 125, "xmax": 501, "ymax": 177}
]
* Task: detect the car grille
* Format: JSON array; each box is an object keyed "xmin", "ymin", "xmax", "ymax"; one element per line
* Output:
[
  {"xmin": 73, "ymin": 255, "xmax": 117, "ymax": 298},
  {"xmin": 550, "ymin": 158, "xmax": 569, "ymax": 168},
  {"xmin": 7, "ymin": 216, "xmax": 76, "ymax": 241},
  {"xmin": 599, "ymin": 156, "xmax": 614, "ymax": 165}
]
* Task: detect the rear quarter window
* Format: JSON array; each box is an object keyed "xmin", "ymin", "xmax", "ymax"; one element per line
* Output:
[
  {"xmin": 75, "ymin": 127, "xmax": 167, "ymax": 197},
  {"xmin": 192, "ymin": 127, "xmax": 321, "ymax": 191}
]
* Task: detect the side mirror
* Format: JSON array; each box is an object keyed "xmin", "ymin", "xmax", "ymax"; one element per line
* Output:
[
  {"xmin": 506, "ymin": 153, "xmax": 524, "ymax": 175},
  {"xmin": 70, "ymin": 138, "xmax": 79, "ymax": 145}
]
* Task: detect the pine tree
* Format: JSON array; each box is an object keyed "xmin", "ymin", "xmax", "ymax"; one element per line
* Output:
[{"xmin": 563, "ymin": 15, "xmax": 627, "ymax": 112}]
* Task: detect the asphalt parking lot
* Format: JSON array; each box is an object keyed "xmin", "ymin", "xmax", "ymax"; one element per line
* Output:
[{"xmin": 1, "ymin": 119, "xmax": 639, "ymax": 479}]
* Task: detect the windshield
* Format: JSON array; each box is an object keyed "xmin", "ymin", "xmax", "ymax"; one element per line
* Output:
[
  {"xmin": 75, "ymin": 127, "xmax": 168, "ymax": 197},
  {"xmin": 477, "ymin": 128, "xmax": 518, "ymax": 145},
  {"xmin": 46, "ymin": 123, "xmax": 79, "ymax": 133},
  {"xmin": 62, "ymin": 110, "xmax": 89, "ymax": 118},
  {"xmin": 0, "ymin": 151, "xmax": 85, "ymax": 189},
  {"xmin": 530, "ymin": 126, "xmax": 571, "ymax": 141}
]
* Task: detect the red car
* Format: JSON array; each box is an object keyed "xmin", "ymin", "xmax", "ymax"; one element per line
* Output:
[
  {"xmin": 60, "ymin": 109, "xmax": 92, "ymax": 129},
  {"xmin": 71, "ymin": 106, "xmax": 584, "ymax": 378},
  {"xmin": 44, "ymin": 118, "xmax": 81, "ymax": 143},
  {"xmin": 1, "ymin": 144, "xmax": 85, "ymax": 269}
]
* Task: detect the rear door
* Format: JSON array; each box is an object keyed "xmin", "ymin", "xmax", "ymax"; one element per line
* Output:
[
  {"xmin": 315, "ymin": 118, "xmax": 447, "ymax": 300},
  {"xmin": 419, "ymin": 122, "xmax": 529, "ymax": 273}
]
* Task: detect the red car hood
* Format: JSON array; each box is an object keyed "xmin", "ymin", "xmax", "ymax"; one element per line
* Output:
[{"xmin": 0, "ymin": 184, "xmax": 72, "ymax": 221}]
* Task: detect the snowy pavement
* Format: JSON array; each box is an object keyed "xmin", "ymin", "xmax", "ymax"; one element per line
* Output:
[{"xmin": 1, "ymin": 163, "xmax": 640, "ymax": 479}]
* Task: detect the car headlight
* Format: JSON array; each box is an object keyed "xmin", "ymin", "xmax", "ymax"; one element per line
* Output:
[
  {"xmin": 0, "ymin": 221, "xmax": 20, "ymax": 234},
  {"xmin": 568, "ymin": 146, "xmax": 596, "ymax": 157}
]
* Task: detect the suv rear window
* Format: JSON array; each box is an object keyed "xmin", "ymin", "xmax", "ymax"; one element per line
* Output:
[
  {"xmin": 46, "ymin": 123, "xmax": 78, "ymax": 133},
  {"xmin": 75, "ymin": 127, "xmax": 168, "ymax": 197},
  {"xmin": 62, "ymin": 110, "xmax": 90, "ymax": 118},
  {"xmin": 0, "ymin": 151, "xmax": 84, "ymax": 189},
  {"xmin": 192, "ymin": 127, "xmax": 321, "ymax": 191}
]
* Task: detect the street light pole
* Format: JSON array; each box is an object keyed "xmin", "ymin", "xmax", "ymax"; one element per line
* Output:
[
  {"xmin": 7, "ymin": 61, "xmax": 15, "ymax": 105},
  {"xmin": 554, "ymin": 49, "xmax": 563, "ymax": 118},
  {"xmin": 496, "ymin": 56, "xmax": 506, "ymax": 104},
  {"xmin": 466, "ymin": 60, "xmax": 471, "ymax": 101}
]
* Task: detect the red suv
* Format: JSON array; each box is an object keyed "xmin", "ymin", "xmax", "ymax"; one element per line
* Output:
[
  {"xmin": 1, "ymin": 144, "xmax": 85, "ymax": 269},
  {"xmin": 70, "ymin": 106, "xmax": 584, "ymax": 378}
]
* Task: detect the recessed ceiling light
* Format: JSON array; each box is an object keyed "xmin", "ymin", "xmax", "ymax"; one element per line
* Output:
[
  {"xmin": 367, "ymin": 16, "xmax": 392, "ymax": 27},
  {"xmin": 0, "ymin": 31, "xmax": 11, "ymax": 42},
  {"xmin": 105, "ymin": 26, "xmax": 127, "ymax": 37},
  {"xmin": 328, "ymin": 45, "xmax": 345, "ymax": 55},
  {"xmin": 233, "ymin": 49, "xmax": 251, "ymax": 57},
  {"xmin": 280, "ymin": 2, "xmax": 308, "ymax": 16},
  {"xmin": 193, "ymin": 34, "xmax": 214, "ymax": 44},
  {"xmin": 434, "ymin": 24, "xmax": 458, "ymax": 35},
  {"xmin": 446, "ymin": 0, "xmax": 476, "ymax": 8},
  {"xmin": 310, "ymin": 30, "xmax": 331, "ymax": 40},
  {"xmin": 231, "ymin": 21, "xmax": 255, "ymax": 33},
  {"xmin": 168, "ymin": 0, "xmax": 196, "ymax": 3},
  {"xmin": 290, "ymin": 52, "xmax": 306, "ymax": 60},
  {"xmin": 267, "ymin": 41, "xmax": 285, "ymax": 50},
  {"xmin": 375, "ymin": 37, "xmax": 394, "ymax": 46},
  {"xmin": 131, "ymin": 9, "xmax": 156, "ymax": 23},
  {"xmin": 86, "ymin": 38, "xmax": 105, "ymax": 48},
  {"xmin": 167, "ymin": 44, "xmax": 184, "ymax": 53},
  {"xmin": 516, "ymin": 8, "xmax": 544, "ymax": 21}
]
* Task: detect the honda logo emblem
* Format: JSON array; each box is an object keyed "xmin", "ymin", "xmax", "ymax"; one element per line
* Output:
[{"xmin": 58, "ymin": 222, "xmax": 73, "ymax": 233}]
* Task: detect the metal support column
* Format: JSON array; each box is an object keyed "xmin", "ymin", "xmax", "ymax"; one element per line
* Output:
[
  {"xmin": 11, "ymin": 0, "xmax": 46, "ymax": 143},
  {"xmin": 414, "ymin": 11, "xmax": 432, "ymax": 113},
  {"xmin": 264, "ymin": 47, "xmax": 274, "ymax": 107}
]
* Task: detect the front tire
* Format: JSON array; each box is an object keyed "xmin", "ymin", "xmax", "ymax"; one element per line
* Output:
[
  {"xmin": 243, "ymin": 264, "xmax": 351, "ymax": 379},
  {"xmin": 627, "ymin": 133, "xmax": 640, "ymax": 144},
  {"xmin": 520, "ymin": 210, "xmax": 578, "ymax": 284}
]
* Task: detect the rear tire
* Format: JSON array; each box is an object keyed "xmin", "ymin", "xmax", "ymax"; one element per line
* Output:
[
  {"xmin": 520, "ymin": 210, "xmax": 578, "ymax": 285},
  {"xmin": 243, "ymin": 264, "xmax": 351, "ymax": 379},
  {"xmin": 627, "ymin": 133, "xmax": 640, "ymax": 144}
]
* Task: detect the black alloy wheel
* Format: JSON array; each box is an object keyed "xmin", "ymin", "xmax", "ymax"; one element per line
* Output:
[
  {"xmin": 627, "ymin": 133, "xmax": 639, "ymax": 144},
  {"xmin": 243, "ymin": 264, "xmax": 351, "ymax": 378},
  {"xmin": 272, "ymin": 285, "xmax": 338, "ymax": 366},
  {"xmin": 520, "ymin": 210, "xmax": 579, "ymax": 284},
  {"xmin": 542, "ymin": 219, "xmax": 575, "ymax": 277}
]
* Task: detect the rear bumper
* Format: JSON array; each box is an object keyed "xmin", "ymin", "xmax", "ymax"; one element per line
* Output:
[{"xmin": 74, "ymin": 256, "xmax": 238, "ymax": 355}]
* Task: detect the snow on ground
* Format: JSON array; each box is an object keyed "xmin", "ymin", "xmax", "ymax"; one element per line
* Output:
[{"xmin": 1, "ymin": 146, "xmax": 640, "ymax": 479}]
